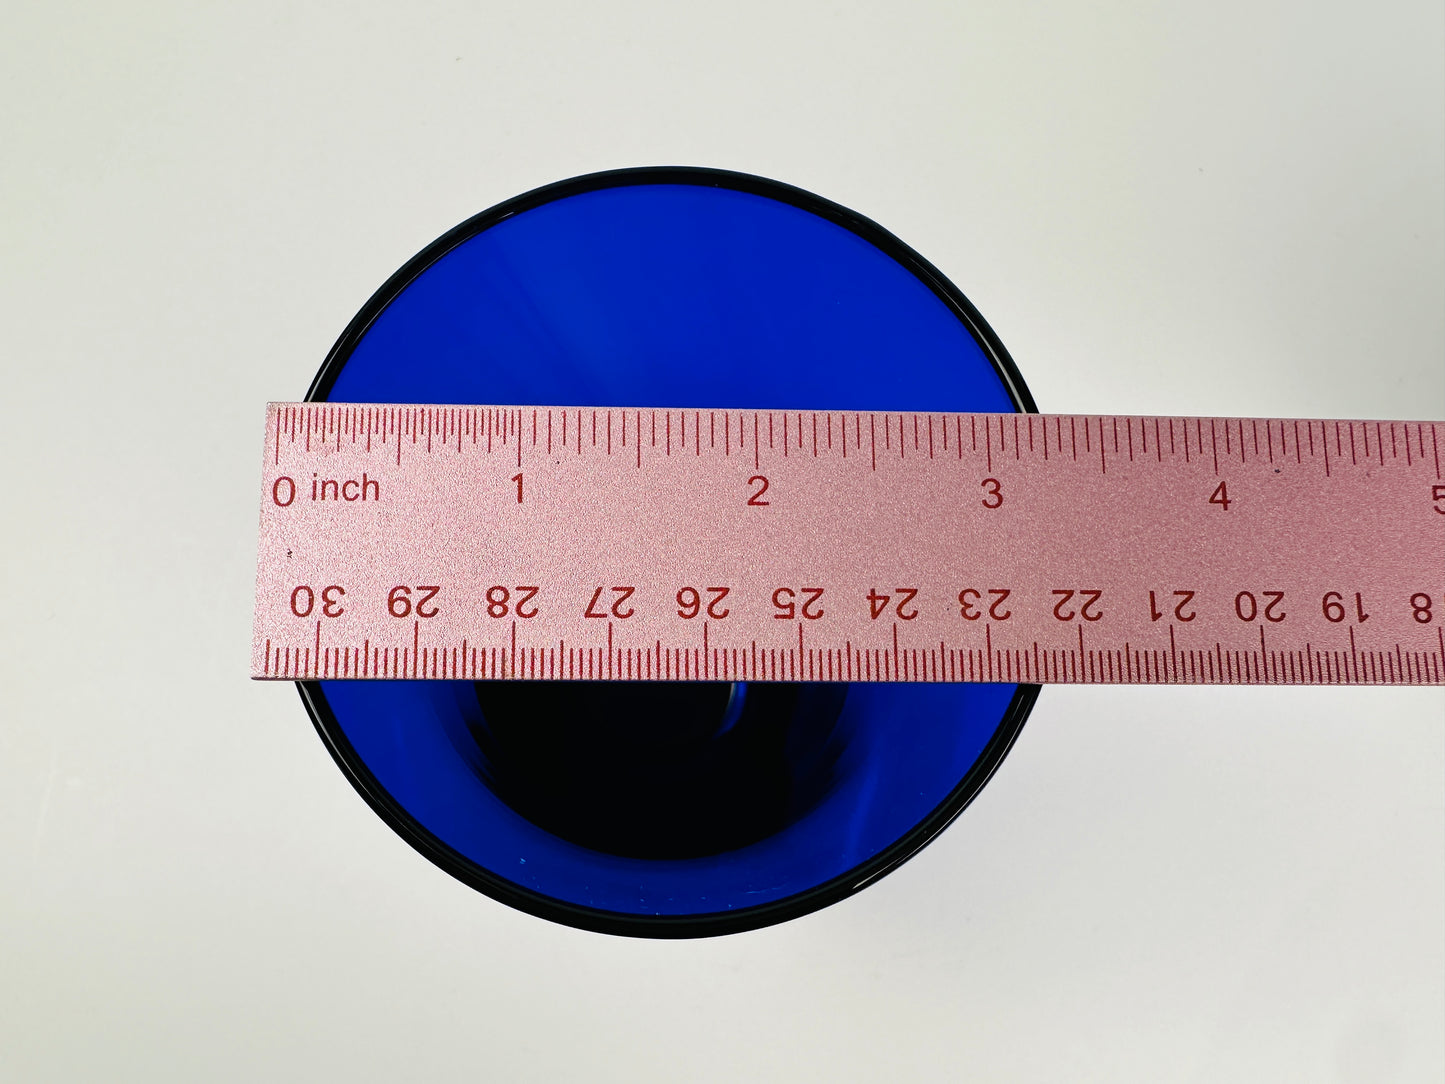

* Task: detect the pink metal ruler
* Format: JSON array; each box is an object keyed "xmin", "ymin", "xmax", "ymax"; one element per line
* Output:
[{"xmin": 251, "ymin": 404, "xmax": 1444, "ymax": 686}]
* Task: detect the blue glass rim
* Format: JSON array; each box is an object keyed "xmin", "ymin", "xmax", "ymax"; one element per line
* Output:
[{"xmin": 296, "ymin": 166, "xmax": 1042, "ymax": 938}]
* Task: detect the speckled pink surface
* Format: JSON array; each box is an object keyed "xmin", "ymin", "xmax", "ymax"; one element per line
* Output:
[{"xmin": 253, "ymin": 404, "xmax": 1444, "ymax": 684}]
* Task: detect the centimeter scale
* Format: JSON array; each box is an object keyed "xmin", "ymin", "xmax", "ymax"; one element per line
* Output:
[{"xmin": 252, "ymin": 403, "xmax": 1444, "ymax": 687}]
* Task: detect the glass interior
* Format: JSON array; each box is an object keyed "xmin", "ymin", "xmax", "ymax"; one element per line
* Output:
[{"xmin": 316, "ymin": 182, "xmax": 1022, "ymax": 917}]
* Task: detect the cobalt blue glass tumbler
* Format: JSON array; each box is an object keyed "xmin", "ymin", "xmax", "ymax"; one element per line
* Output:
[{"xmin": 298, "ymin": 168, "xmax": 1040, "ymax": 937}]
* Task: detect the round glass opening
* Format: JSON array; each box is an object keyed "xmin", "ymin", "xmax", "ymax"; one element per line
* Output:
[{"xmin": 301, "ymin": 168, "xmax": 1039, "ymax": 937}]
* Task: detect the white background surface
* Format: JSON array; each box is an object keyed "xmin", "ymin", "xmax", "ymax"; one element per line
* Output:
[{"xmin": 2, "ymin": 2, "xmax": 1442, "ymax": 1081}]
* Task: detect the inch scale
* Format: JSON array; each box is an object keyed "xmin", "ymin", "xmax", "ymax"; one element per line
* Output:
[{"xmin": 251, "ymin": 404, "xmax": 1444, "ymax": 686}]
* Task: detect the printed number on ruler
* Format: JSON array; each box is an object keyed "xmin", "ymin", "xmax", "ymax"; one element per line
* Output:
[{"xmin": 252, "ymin": 405, "xmax": 1445, "ymax": 685}]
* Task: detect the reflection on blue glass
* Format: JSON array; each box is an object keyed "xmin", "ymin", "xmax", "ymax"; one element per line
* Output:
[{"xmin": 319, "ymin": 182, "xmax": 1021, "ymax": 917}]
